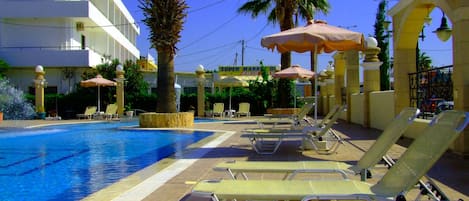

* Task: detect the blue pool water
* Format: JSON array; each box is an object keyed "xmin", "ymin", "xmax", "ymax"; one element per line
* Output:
[{"xmin": 0, "ymin": 121, "xmax": 214, "ymax": 201}]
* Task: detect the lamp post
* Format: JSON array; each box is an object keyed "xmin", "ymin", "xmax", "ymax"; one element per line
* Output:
[
  {"xmin": 196, "ymin": 65, "xmax": 205, "ymax": 117},
  {"xmin": 433, "ymin": 11, "xmax": 452, "ymax": 42},
  {"xmin": 361, "ymin": 37, "xmax": 382, "ymax": 128},
  {"xmin": 115, "ymin": 64, "xmax": 125, "ymax": 117},
  {"xmin": 34, "ymin": 65, "xmax": 47, "ymax": 119}
]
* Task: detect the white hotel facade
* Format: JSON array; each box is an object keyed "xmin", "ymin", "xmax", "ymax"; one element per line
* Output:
[{"xmin": 0, "ymin": 0, "xmax": 140, "ymax": 94}]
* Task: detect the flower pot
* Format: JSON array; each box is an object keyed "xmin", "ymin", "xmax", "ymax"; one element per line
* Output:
[
  {"xmin": 37, "ymin": 112, "xmax": 46, "ymax": 120},
  {"xmin": 0, "ymin": 112, "xmax": 3, "ymax": 123},
  {"xmin": 125, "ymin": 111, "xmax": 134, "ymax": 118}
]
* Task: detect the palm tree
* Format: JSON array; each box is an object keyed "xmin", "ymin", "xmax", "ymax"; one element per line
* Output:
[
  {"xmin": 139, "ymin": 0, "xmax": 188, "ymax": 113},
  {"xmin": 418, "ymin": 52, "xmax": 432, "ymax": 71},
  {"xmin": 238, "ymin": 0, "xmax": 329, "ymax": 107}
]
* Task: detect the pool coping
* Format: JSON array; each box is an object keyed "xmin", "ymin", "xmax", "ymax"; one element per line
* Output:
[{"xmin": 81, "ymin": 126, "xmax": 236, "ymax": 201}]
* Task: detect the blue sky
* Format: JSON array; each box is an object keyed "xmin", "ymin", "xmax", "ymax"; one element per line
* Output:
[{"xmin": 122, "ymin": 0, "xmax": 453, "ymax": 73}]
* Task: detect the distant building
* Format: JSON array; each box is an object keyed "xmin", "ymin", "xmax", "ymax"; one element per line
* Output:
[{"xmin": 0, "ymin": 0, "xmax": 140, "ymax": 94}]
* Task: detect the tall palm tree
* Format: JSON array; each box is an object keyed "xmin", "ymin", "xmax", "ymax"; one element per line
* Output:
[
  {"xmin": 418, "ymin": 52, "xmax": 432, "ymax": 71},
  {"xmin": 238, "ymin": 0, "xmax": 329, "ymax": 107},
  {"xmin": 139, "ymin": 0, "xmax": 188, "ymax": 113}
]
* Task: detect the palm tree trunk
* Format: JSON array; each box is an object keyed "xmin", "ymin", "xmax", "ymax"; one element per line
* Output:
[
  {"xmin": 277, "ymin": 0, "xmax": 294, "ymax": 108},
  {"xmin": 156, "ymin": 51, "xmax": 176, "ymax": 113}
]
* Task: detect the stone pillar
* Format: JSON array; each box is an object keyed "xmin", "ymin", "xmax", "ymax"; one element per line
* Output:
[
  {"xmin": 317, "ymin": 79, "xmax": 327, "ymax": 116},
  {"xmin": 34, "ymin": 65, "xmax": 46, "ymax": 119},
  {"xmin": 325, "ymin": 64, "xmax": 335, "ymax": 113},
  {"xmin": 333, "ymin": 52, "xmax": 346, "ymax": 106},
  {"xmin": 344, "ymin": 50, "xmax": 360, "ymax": 122},
  {"xmin": 195, "ymin": 65, "xmax": 205, "ymax": 117},
  {"xmin": 451, "ymin": 11, "xmax": 469, "ymax": 157},
  {"xmin": 115, "ymin": 64, "xmax": 125, "ymax": 117},
  {"xmin": 361, "ymin": 37, "xmax": 382, "ymax": 128}
]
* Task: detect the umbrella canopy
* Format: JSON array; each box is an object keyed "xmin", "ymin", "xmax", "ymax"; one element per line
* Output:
[
  {"xmin": 80, "ymin": 74, "xmax": 116, "ymax": 112},
  {"xmin": 273, "ymin": 65, "xmax": 315, "ymax": 79},
  {"xmin": 215, "ymin": 76, "xmax": 249, "ymax": 114},
  {"xmin": 273, "ymin": 65, "xmax": 315, "ymax": 108},
  {"xmin": 261, "ymin": 19, "xmax": 365, "ymax": 122},
  {"xmin": 261, "ymin": 19, "xmax": 365, "ymax": 53},
  {"xmin": 215, "ymin": 76, "xmax": 249, "ymax": 87}
]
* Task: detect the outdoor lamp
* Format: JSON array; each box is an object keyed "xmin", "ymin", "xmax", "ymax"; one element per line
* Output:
[
  {"xmin": 433, "ymin": 12, "xmax": 452, "ymax": 42},
  {"xmin": 35, "ymin": 65, "xmax": 44, "ymax": 73},
  {"xmin": 365, "ymin": 37, "xmax": 378, "ymax": 49},
  {"xmin": 423, "ymin": 4, "xmax": 432, "ymax": 26},
  {"xmin": 383, "ymin": 20, "xmax": 391, "ymax": 31},
  {"xmin": 196, "ymin": 64, "xmax": 204, "ymax": 72},
  {"xmin": 116, "ymin": 64, "xmax": 124, "ymax": 72}
]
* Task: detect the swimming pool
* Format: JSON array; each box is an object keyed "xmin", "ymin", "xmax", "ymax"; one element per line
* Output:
[{"xmin": 0, "ymin": 121, "xmax": 214, "ymax": 201}]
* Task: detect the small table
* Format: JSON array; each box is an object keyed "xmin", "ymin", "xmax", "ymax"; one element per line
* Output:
[{"xmin": 225, "ymin": 110, "xmax": 236, "ymax": 118}]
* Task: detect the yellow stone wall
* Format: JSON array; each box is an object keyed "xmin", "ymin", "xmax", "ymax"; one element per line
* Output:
[
  {"xmin": 370, "ymin": 91, "xmax": 395, "ymax": 130},
  {"xmin": 350, "ymin": 93, "xmax": 364, "ymax": 125}
]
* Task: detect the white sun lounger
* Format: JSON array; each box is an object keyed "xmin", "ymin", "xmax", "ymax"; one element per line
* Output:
[
  {"xmin": 216, "ymin": 107, "xmax": 420, "ymax": 180},
  {"xmin": 186, "ymin": 110, "xmax": 469, "ymax": 201}
]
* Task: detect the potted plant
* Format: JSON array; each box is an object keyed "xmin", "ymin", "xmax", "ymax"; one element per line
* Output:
[
  {"xmin": 0, "ymin": 111, "xmax": 3, "ymax": 123},
  {"xmin": 36, "ymin": 106, "xmax": 46, "ymax": 119},
  {"xmin": 125, "ymin": 104, "xmax": 134, "ymax": 118}
]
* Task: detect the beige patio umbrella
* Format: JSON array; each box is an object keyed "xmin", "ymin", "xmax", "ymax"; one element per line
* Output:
[
  {"xmin": 262, "ymin": 19, "xmax": 365, "ymax": 121},
  {"xmin": 80, "ymin": 74, "xmax": 116, "ymax": 112},
  {"xmin": 273, "ymin": 65, "xmax": 315, "ymax": 108},
  {"xmin": 215, "ymin": 76, "xmax": 249, "ymax": 114}
]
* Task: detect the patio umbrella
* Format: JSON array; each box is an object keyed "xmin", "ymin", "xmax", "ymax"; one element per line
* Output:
[
  {"xmin": 80, "ymin": 74, "xmax": 116, "ymax": 112},
  {"xmin": 261, "ymin": 19, "xmax": 365, "ymax": 122},
  {"xmin": 215, "ymin": 76, "xmax": 249, "ymax": 115},
  {"xmin": 273, "ymin": 65, "xmax": 315, "ymax": 108}
]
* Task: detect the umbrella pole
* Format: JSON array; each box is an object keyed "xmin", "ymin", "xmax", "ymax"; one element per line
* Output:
[
  {"xmin": 313, "ymin": 46, "xmax": 318, "ymax": 124},
  {"xmin": 229, "ymin": 87, "xmax": 232, "ymax": 117},
  {"xmin": 97, "ymin": 85, "xmax": 101, "ymax": 112}
]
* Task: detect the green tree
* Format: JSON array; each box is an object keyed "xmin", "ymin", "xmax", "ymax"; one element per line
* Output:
[
  {"xmin": 417, "ymin": 51, "xmax": 432, "ymax": 71},
  {"xmin": 140, "ymin": 0, "xmax": 188, "ymax": 113},
  {"xmin": 0, "ymin": 59, "xmax": 9, "ymax": 78},
  {"xmin": 373, "ymin": 0, "xmax": 391, "ymax": 90},
  {"xmin": 238, "ymin": 0, "xmax": 329, "ymax": 107}
]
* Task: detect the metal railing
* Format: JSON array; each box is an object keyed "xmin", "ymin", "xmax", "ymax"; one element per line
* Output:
[{"xmin": 409, "ymin": 65, "xmax": 453, "ymax": 119}]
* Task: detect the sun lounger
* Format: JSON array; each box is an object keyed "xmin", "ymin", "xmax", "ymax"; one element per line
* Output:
[
  {"xmin": 102, "ymin": 103, "xmax": 118, "ymax": 120},
  {"xmin": 256, "ymin": 103, "xmax": 314, "ymax": 128},
  {"xmin": 211, "ymin": 103, "xmax": 224, "ymax": 118},
  {"xmin": 76, "ymin": 106, "xmax": 97, "ymax": 120},
  {"xmin": 185, "ymin": 110, "xmax": 469, "ymax": 201},
  {"xmin": 235, "ymin": 102, "xmax": 250, "ymax": 117},
  {"xmin": 241, "ymin": 104, "xmax": 345, "ymax": 154},
  {"xmin": 216, "ymin": 107, "xmax": 420, "ymax": 180}
]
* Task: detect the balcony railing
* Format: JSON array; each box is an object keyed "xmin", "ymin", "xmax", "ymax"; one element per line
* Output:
[{"xmin": 409, "ymin": 65, "xmax": 453, "ymax": 119}]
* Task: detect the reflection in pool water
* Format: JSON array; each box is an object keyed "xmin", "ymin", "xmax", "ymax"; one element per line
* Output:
[{"xmin": 0, "ymin": 121, "xmax": 214, "ymax": 201}]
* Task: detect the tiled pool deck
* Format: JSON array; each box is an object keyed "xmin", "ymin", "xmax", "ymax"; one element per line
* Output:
[{"xmin": 1, "ymin": 118, "xmax": 467, "ymax": 201}]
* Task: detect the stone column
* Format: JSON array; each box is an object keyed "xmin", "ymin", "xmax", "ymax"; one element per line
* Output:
[
  {"xmin": 361, "ymin": 37, "xmax": 382, "ymax": 128},
  {"xmin": 34, "ymin": 65, "xmax": 46, "ymax": 119},
  {"xmin": 317, "ymin": 79, "xmax": 327, "ymax": 116},
  {"xmin": 333, "ymin": 52, "xmax": 346, "ymax": 106},
  {"xmin": 196, "ymin": 65, "xmax": 205, "ymax": 117},
  {"xmin": 325, "ymin": 64, "xmax": 335, "ymax": 113},
  {"xmin": 345, "ymin": 50, "xmax": 360, "ymax": 122},
  {"xmin": 451, "ymin": 11, "xmax": 469, "ymax": 157},
  {"xmin": 115, "ymin": 64, "xmax": 125, "ymax": 117}
]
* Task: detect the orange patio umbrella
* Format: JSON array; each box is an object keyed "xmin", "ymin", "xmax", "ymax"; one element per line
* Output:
[
  {"xmin": 273, "ymin": 65, "xmax": 315, "ymax": 108},
  {"xmin": 80, "ymin": 74, "xmax": 116, "ymax": 112},
  {"xmin": 262, "ymin": 19, "xmax": 365, "ymax": 122}
]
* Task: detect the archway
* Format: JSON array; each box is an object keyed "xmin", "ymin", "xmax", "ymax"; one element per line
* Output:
[{"xmin": 389, "ymin": 0, "xmax": 469, "ymax": 157}]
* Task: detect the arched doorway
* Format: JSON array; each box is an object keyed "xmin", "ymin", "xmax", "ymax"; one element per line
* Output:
[{"xmin": 389, "ymin": 0, "xmax": 469, "ymax": 157}]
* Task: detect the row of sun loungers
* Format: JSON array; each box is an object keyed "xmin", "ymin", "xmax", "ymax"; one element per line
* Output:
[
  {"xmin": 76, "ymin": 104, "xmax": 119, "ymax": 120},
  {"xmin": 181, "ymin": 107, "xmax": 469, "ymax": 201}
]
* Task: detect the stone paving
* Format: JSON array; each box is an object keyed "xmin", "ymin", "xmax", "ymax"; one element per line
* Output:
[{"xmin": 0, "ymin": 118, "xmax": 467, "ymax": 201}]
